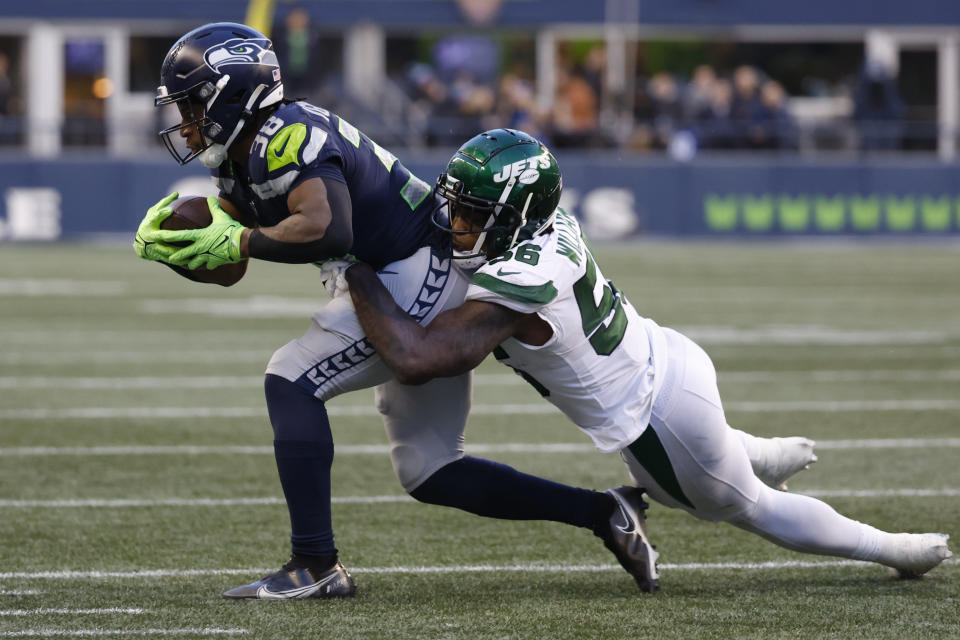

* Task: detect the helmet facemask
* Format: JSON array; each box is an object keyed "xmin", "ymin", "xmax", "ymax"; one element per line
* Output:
[
  {"xmin": 433, "ymin": 173, "xmax": 534, "ymax": 269},
  {"xmin": 156, "ymin": 75, "xmax": 275, "ymax": 168},
  {"xmin": 154, "ymin": 23, "xmax": 285, "ymax": 168},
  {"xmin": 431, "ymin": 129, "xmax": 562, "ymax": 269},
  {"xmin": 155, "ymin": 81, "xmax": 220, "ymax": 166}
]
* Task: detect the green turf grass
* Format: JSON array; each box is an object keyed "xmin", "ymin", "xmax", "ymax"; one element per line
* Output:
[{"xmin": 0, "ymin": 242, "xmax": 957, "ymax": 639}]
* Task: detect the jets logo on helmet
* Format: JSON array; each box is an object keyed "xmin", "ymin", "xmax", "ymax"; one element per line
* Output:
[
  {"xmin": 204, "ymin": 38, "xmax": 279, "ymax": 73},
  {"xmin": 492, "ymin": 153, "xmax": 552, "ymax": 184},
  {"xmin": 432, "ymin": 129, "xmax": 562, "ymax": 269}
]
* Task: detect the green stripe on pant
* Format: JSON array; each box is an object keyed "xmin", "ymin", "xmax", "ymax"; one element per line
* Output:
[{"xmin": 628, "ymin": 426, "xmax": 695, "ymax": 509}]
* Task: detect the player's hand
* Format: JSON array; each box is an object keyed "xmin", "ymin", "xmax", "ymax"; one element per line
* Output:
[
  {"xmin": 134, "ymin": 192, "xmax": 180, "ymax": 262},
  {"xmin": 160, "ymin": 196, "xmax": 247, "ymax": 270},
  {"xmin": 317, "ymin": 255, "xmax": 357, "ymax": 298}
]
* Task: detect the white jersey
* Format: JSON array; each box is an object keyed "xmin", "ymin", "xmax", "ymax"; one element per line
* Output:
[{"xmin": 466, "ymin": 210, "xmax": 667, "ymax": 453}]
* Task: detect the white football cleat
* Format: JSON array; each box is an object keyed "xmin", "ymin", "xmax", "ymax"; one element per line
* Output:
[
  {"xmin": 755, "ymin": 436, "xmax": 817, "ymax": 491},
  {"xmin": 885, "ymin": 533, "xmax": 952, "ymax": 579}
]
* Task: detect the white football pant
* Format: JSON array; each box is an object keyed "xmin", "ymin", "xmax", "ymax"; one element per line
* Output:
[
  {"xmin": 621, "ymin": 328, "xmax": 884, "ymax": 562},
  {"xmin": 266, "ymin": 245, "xmax": 473, "ymax": 491}
]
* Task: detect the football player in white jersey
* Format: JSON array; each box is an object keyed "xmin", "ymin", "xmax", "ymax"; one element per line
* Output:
[{"xmin": 340, "ymin": 128, "xmax": 952, "ymax": 587}]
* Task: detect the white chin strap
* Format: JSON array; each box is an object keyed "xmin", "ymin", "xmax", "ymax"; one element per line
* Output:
[
  {"xmin": 199, "ymin": 142, "xmax": 227, "ymax": 168},
  {"xmin": 451, "ymin": 250, "xmax": 489, "ymax": 271},
  {"xmin": 199, "ymin": 80, "xmax": 269, "ymax": 168}
]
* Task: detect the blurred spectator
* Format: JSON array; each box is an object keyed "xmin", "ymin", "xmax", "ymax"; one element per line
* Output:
[
  {"xmin": 0, "ymin": 52, "xmax": 10, "ymax": 115},
  {"xmin": 407, "ymin": 63, "xmax": 448, "ymax": 113},
  {"xmin": 433, "ymin": 35, "xmax": 498, "ymax": 85},
  {"xmin": 451, "ymin": 70, "xmax": 496, "ymax": 132},
  {"xmin": 730, "ymin": 64, "xmax": 762, "ymax": 146},
  {"xmin": 494, "ymin": 73, "xmax": 550, "ymax": 142},
  {"xmin": 748, "ymin": 80, "xmax": 795, "ymax": 150},
  {"xmin": 581, "ymin": 45, "xmax": 606, "ymax": 101},
  {"xmin": 683, "ymin": 64, "xmax": 716, "ymax": 122},
  {"xmin": 406, "ymin": 63, "xmax": 461, "ymax": 146},
  {"xmin": 698, "ymin": 78, "xmax": 736, "ymax": 149},
  {"xmin": 647, "ymin": 72, "xmax": 683, "ymax": 149},
  {"xmin": 406, "ymin": 62, "xmax": 449, "ymax": 133},
  {"xmin": 853, "ymin": 59, "xmax": 905, "ymax": 151},
  {"xmin": 0, "ymin": 51, "xmax": 17, "ymax": 146},
  {"xmin": 273, "ymin": 7, "xmax": 322, "ymax": 101},
  {"xmin": 551, "ymin": 65, "xmax": 599, "ymax": 147},
  {"xmin": 395, "ymin": 40, "xmax": 815, "ymax": 153},
  {"xmin": 406, "ymin": 61, "xmax": 498, "ymax": 146}
]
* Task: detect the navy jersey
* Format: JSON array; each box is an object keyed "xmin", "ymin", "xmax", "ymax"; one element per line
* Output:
[{"xmin": 212, "ymin": 101, "xmax": 438, "ymax": 269}]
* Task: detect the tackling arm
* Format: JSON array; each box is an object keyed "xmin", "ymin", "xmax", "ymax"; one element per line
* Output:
[{"xmin": 345, "ymin": 262, "xmax": 522, "ymax": 385}]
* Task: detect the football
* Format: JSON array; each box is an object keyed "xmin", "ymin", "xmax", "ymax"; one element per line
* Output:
[{"xmin": 160, "ymin": 196, "xmax": 247, "ymax": 287}]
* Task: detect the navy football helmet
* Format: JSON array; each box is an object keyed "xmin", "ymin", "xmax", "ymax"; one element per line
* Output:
[{"xmin": 155, "ymin": 22, "xmax": 284, "ymax": 167}]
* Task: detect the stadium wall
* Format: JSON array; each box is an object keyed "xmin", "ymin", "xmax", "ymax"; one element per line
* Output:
[{"xmin": 1, "ymin": 156, "xmax": 959, "ymax": 241}]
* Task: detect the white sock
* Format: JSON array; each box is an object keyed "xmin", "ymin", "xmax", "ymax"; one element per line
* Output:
[
  {"xmin": 732, "ymin": 428, "xmax": 765, "ymax": 465},
  {"xmin": 732, "ymin": 429, "xmax": 816, "ymax": 489},
  {"xmin": 733, "ymin": 484, "xmax": 885, "ymax": 561}
]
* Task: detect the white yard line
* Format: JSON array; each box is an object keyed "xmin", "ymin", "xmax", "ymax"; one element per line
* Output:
[
  {"xmin": 720, "ymin": 369, "xmax": 960, "ymax": 382},
  {"xmin": 725, "ymin": 399, "xmax": 960, "ymax": 411},
  {"xmin": 2, "ymin": 438, "xmax": 959, "ymax": 458},
  {"xmin": 0, "ymin": 330, "xmax": 274, "ymax": 343},
  {"xmin": 0, "ymin": 374, "xmax": 529, "ymax": 389},
  {"xmin": 4, "ymin": 369, "xmax": 960, "ymax": 389},
  {"xmin": 0, "ymin": 559, "xmax": 955, "ymax": 581},
  {"xmin": 0, "ymin": 591, "xmax": 41, "ymax": 596},
  {"xmin": 0, "ymin": 352, "xmax": 273, "ymax": 365},
  {"xmin": 1, "ymin": 488, "xmax": 957, "ymax": 509},
  {"xmin": 0, "ymin": 496, "xmax": 411, "ymax": 508},
  {"xmin": 0, "ymin": 609, "xmax": 144, "ymax": 617},
  {"xmin": 4, "ymin": 322, "xmax": 951, "ymax": 342},
  {"xmin": 140, "ymin": 296, "xmax": 319, "ymax": 317},
  {"xmin": 4, "ymin": 338, "xmax": 960, "ymax": 363},
  {"xmin": 815, "ymin": 438, "xmax": 960, "ymax": 449},
  {"xmin": 801, "ymin": 489, "xmax": 960, "ymax": 497},
  {"xmin": 0, "ymin": 280, "xmax": 126, "ymax": 297},
  {"xmin": 0, "ymin": 376, "xmax": 264, "ymax": 389},
  {"xmin": 678, "ymin": 326, "xmax": 949, "ymax": 345},
  {"xmin": 0, "ymin": 630, "xmax": 246, "ymax": 638},
  {"xmin": 3, "ymin": 398, "xmax": 960, "ymax": 421}
]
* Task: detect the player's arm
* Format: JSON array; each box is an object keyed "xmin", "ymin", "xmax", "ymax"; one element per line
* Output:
[
  {"xmin": 156, "ymin": 176, "xmax": 353, "ymax": 269},
  {"xmin": 345, "ymin": 262, "xmax": 522, "ymax": 385},
  {"xmin": 240, "ymin": 176, "xmax": 354, "ymax": 262},
  {"xmin": 216, "ymin": 196, "xmax": 257, "ymax": 228}
]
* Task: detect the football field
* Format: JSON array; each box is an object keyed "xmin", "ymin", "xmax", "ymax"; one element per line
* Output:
[{"xmin": 1, "ymin": 241, "xmax": 958, "ymax": 639}]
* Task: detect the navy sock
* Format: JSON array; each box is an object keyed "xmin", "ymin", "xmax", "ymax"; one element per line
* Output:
[
  {"xmin": 410, "ymin": 456, "xmax": 615, "ymax": 531},
  {"xmin": 265, "ymin": 374, "xmax": 337, "ymax": 559}
]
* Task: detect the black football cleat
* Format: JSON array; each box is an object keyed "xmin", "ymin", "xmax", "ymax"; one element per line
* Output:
[
  {"xmin": 601, "ymin": 486, "xmax": 660, "ymax": 593},
  {"xmin": 223, "ymin": 558, "xmax": 356, "ymax": 600}
]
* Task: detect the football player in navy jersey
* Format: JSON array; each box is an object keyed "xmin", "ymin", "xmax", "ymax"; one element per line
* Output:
[{"xmin": 134, "ymin": 23, "xmax": 661, "ymax": 599}]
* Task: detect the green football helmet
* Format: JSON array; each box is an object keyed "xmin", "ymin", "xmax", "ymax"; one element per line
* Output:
[{"xmin": 433, "ymin": 129, "xmax": 562, "ymax": 267}]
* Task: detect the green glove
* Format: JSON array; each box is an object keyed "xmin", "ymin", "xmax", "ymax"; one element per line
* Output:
[
  {"xmin": 158, "ymin": 196, "xmax": 247, "ymax": 270},
  {"xmin": 133, "ymin": 192, "xmax": 180, "ymax": 262}
]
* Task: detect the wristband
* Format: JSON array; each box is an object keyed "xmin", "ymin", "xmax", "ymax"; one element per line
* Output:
[{"xmin": 248, "ymin": 228, "xmax": 337, "ymax": 264}]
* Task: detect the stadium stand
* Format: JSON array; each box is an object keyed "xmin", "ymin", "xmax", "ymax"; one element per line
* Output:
[{"xmin": 0, "ymin": 0, "xmax": 959, "ymax": 239}]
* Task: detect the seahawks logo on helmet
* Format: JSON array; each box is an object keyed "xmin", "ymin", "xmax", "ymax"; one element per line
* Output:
[{"xmin": 203, "ymin": 38, "xmax": 278, "ymax": 73}]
